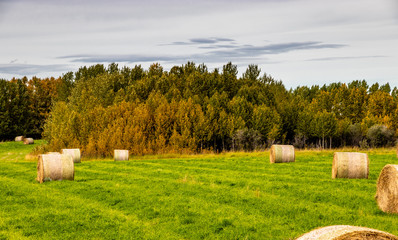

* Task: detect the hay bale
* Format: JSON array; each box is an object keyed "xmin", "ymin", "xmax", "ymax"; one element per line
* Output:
[
  {"xmin": 62, "ymin": 149, "xmax": 81, "ymax": 163},
  {"xmin": 269, "ymin": 145, "xmax": 295, "ymax": 163},
  {"xmin": 37, "ymin": 153, "xmax": 74, "ymax": 183},
  {"xmin": 376, "ymin": 164, "xmax": 398, "ymax": 214},
  {"xmin": 332, "ymin": 152, "xmax": 369, "ymax": 179},
  {"xmin": 15, "ymin": 136, "xmax": 24, "ymax": 142},
  {"xmin": 114, "ymin": 150, "xmax": 129, "ymax": 161},
  {"xmin": 23, "ymin": 138, "xmax": 34, "ymax": 145},
  {"xmin": 296, "ymin": 225, "xmax": 398, "ymax": 240}
]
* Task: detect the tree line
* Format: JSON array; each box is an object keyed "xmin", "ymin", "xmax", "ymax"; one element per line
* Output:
[
  {"xmin": 1, "ymin": 62, "xmax": 397, "ymax": 155},
  {"xmin": 0, "ymin": 76, "xmax": 72, "ymax": 140}
]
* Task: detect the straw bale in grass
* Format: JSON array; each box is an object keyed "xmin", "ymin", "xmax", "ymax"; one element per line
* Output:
[
  {"xmin": 62, "ymin": 149, "xmax": 81, "ymax": 163},
  {"xmin": 296, "ymin": 225, "xmax": 398, "ymax": 240},
  {"xmin": 23, "ymin": 138, "xmax": 34, "ymax": 145},
  {"xmin": 37, "ymin": 153, "xmax": 74, "ymax": 183},
  {"xmin": 15, "ymin": 136, "xmax": 24, "ymax": 142},
  {"xmin": 269, "ymin": 145, "xmax": 295, "ymax": 163},
  {"xmin": 332, "ymin": 152, "xmax": 369, "ymax": 179},
  {"xmin": 114, "ymin": 150, "xmax": 129, "ymax": 161},
  {"xmin": 376, "ymin": 164, "xmax": 398, "ymax": 214}
]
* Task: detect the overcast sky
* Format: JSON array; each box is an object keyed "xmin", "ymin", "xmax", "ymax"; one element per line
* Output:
[{"xmin": 0, "ymin": 0, "xmax": 397, "ymax": 89}]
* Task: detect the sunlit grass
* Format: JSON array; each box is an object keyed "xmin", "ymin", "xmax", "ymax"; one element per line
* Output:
[
  {"xmin": 0, "ymin": 141, "xmax": 397, "ymax": 239},
  {"xmin": 0, "ymin": 140, "xmax": 46, "ymax": 162}
]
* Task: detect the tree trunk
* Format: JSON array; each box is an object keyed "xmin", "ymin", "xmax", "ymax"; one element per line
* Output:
[{"xmin": 304, "ymin": 136, "xmax": 306, "ymax": 149}]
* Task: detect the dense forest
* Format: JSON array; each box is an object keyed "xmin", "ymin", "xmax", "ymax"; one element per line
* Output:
[
  {"xmin": 1, "ymin": 62, "xmax": 397, "ymax": 156},
  {"xmin": 0, "ymin": 76, "xmax": 70, "ymax": 140}
]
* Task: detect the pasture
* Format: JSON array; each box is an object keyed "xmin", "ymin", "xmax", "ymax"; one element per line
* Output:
[{"xmin": 0, "ymin": 141, "xmax": 398, "ymax": 239}]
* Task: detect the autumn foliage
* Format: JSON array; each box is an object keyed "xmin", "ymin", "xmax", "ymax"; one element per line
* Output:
[{"xmin": 2, "ymin": 62, "xmax": 398, "ymax": 156}]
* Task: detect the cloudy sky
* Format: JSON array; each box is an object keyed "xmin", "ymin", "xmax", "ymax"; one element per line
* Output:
[{"xmin": 0, "ymin": 0, "xmax": 397, "ymax": 88}]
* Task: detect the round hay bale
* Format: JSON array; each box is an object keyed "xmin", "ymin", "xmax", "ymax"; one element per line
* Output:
[
  {"xmin": 269, "ymin": 145, "xmax": 295, "ymax": 163},
  {"xmin": 114, "ymin": 150, "xmax": 129, "ymax": 161},
  {"xmin": 15, "ymin": 136, "xmax": 24, "ymax": 142},
  {"xmin": 376, "ymin": 164, "xmax": 398, "ymax": 214},
  {"xmin": 332, "ymin": 152, "xmax": 369, "ymax": 179},
  {"xmin": 37, "ymin": 153, "xmax": 74, "ymax": 183},
  {"xmin": 296, "ymin": 225, "xmax": 398, "ymax": 240},
  {"xmin": 62, "ymin": 149, "xmax": 81, "ymax": 163},
  {"xmin": 23, "ymin": 138, "xmax": 34, "ymax": 145}
]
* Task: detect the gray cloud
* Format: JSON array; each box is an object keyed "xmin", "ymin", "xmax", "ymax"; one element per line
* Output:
[
  {"xmin": 0, "ymin": 0, "xmax": 11, "ymax": 22},
  {"xmin": 0, "ymin": 0, "xmax": 395, "ymax": 89},
  {"xmin": 169, "ymin": 41, "xmax": 191, "ymax": 46},
  {"xmin": 234, "ymin": 42, "xmax": 346, "ymax": 54},
  {"xmin": 168, "ymin": 40, "xmax": 345, "ymax": 54},
  {"xmin": 199, "ymin": 41, "xmax": 346, "ymax": 61},
  {"xmin": 190, "ymin": 38, "xmax": 220, "ymax": 44},
  {"xmin": 168, "ymin": 37, "xmax": 236, "ymax": 46},
  {"xmin": 0, "ymin": 63, "xmax": 70, "ymax": 76},
  {"xmin": 59, "ymin": 41, "xmax": 346, "ymax": 65},
  {"xmin": 190, "ymin": 37, "xmax": 235, "ymax": 44},
  {"xmin": 199, "ymin": 44, "xmax": 238, "ymax": 49},
  {"xmin": 307, "ymin": 55, "xmax": 387, "ymax": 61},
  {"xmin": 214, "ymin": 37, "xmax": 235, "ymax": 42},
  {"xmin": 58, "ymin": 54, "xmax": 186, "ymax": 63}
]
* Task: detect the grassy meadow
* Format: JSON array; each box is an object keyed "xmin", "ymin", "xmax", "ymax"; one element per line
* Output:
[{"xmin": 1, "ymin": 141, "xmax": 398, "ymax": 239}]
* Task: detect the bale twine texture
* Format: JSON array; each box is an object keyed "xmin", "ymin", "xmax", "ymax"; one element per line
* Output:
[
  {"xmin": 332, "ymin": 152, "xmax": 369, "ymax": 179},
  {"xmin": 23, "ymin": 138, "xmax": 34, "ymax": 145},
  {"xmin": 114, "ymin": 150, "xmax": 129, "ymax": 161},
  {"xmin": 296, "ymin": 225, "xmax": 398, "ymax": 240},
  {"xmin": 62, "ymin": 149, "xmax": 81, "ymax": 163},
  {"xmin": 269, "ymin": 145, "xmax": 295, "ymax": 163},
  {"xmin": 37, "ymin": 153, "xmax": 74, "ymax": 183},
  {"xmin": 15, "ymin": 136, "xmax": 24, "ymax": 142},
  {"xmin": 376, "ymin": 164, "xmax": 398, "ymax": 214}
]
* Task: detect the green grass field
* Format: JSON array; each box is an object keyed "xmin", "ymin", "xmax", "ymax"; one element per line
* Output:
[{"xmin": 1, "ymin": 141, "xmax": 398, "ymax": 239}]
